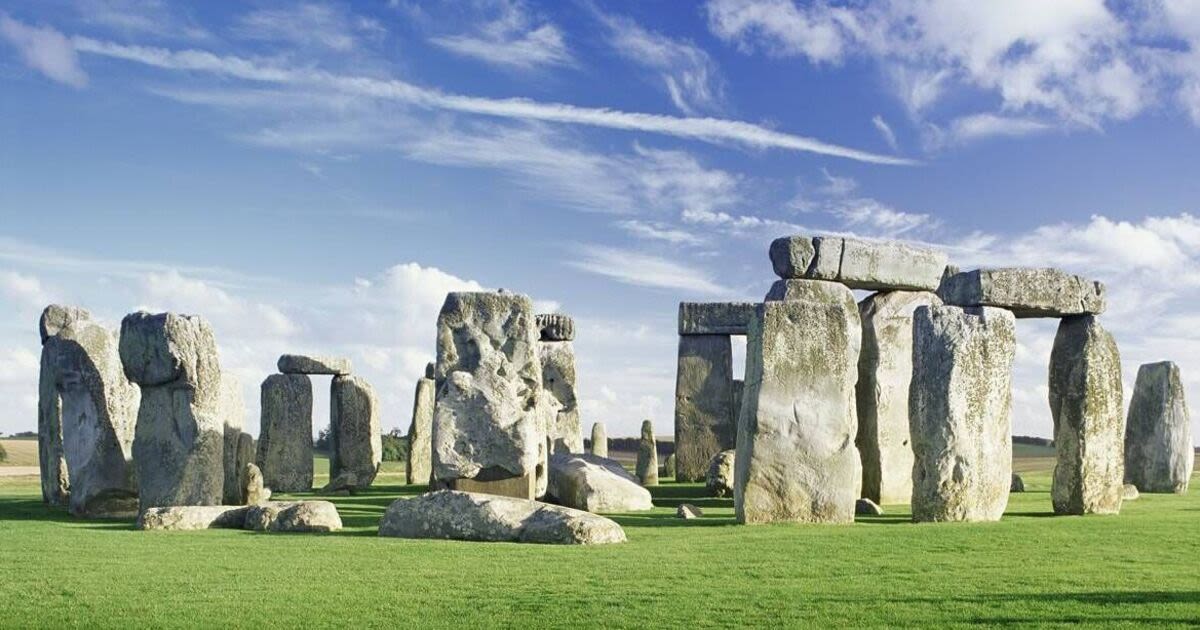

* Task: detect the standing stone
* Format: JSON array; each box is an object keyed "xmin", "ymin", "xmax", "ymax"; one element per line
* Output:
[
  {"xmin": 1124, "ymin": 361, "xmax": 1193, "ymax": 493},
  {"xmin": 257, "ymin": 373, "xmax": 314, "ymax": 493},
  {"xmin": 236, "ymin": 432, "xmax": 256, "ymax": 499},
  {"xmin": 636, "ymin": 420, "xmax": 658, "ymax": 486},
  {"xmin": 328, "ymin": 375, "xmax": 382, "ymax": 490},
  {"xmin": 537, "ymin": 316, "xmax": 583, "ymax": 454},
  {"xmin": 673, "ymin": 335, "xmax": 735, "ymax": 482},
  {"xmin": 735, "ymin": 288, "xmax": 861, "ymax": 525},
  {"xmin": 433, "ymin": 291, "xmax": 544, "ymax": 499},
  {"xmin": 1010, "ymin": 474, "xmax": 1026, "ymax": 493},
  {"xmin": 242, "ymin": 462, "xmax": 269, "ymax": 505},
  {"xmin": 119, "ymin": 311, "xmax": 224, "ymax": 511},
  {"xmin": 1049, "ymin": 315, "xmax": 1125, "ymax": 515},
  {"xmin": 730, "ymin": 379, "xmax": 744, "ymax": 426},
  {"xmin": 856, "ymin": 290, "xmax": 942, "ymax": 504},
  {"xmin": 218, "ymin": 373, "xmax": 248, "ymax": 505},
  {"xmin": 660, "ymin": 453, "xmax": 676, "ymax": 479},
  {"xmin": 406, "ymin": 366, "xmax": 435, "ymax": 485},
  {"xmin": 38, "ymin": 309, "xmax": 140, "ymax": 516},
  {"xmin": 910, "ymin": 306, "xmax": 1015, "ymax": 523},
  {"xmin": 705, "ymin": 449, "xmax": 736, "ymax": 497},
  {"xmin": 590, "ymin": 422, "xmax": 608, "ymax": 458}
]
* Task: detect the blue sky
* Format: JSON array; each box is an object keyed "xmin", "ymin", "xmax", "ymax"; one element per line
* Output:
[{"xmin": 1, "ymin": 0, "xmax": 1199, "ymax": 442}]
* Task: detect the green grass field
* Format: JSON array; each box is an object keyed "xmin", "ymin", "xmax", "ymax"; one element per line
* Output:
[{"xmin": 1, "ymin": 453, "xmax": 1197, "ymax": 628}]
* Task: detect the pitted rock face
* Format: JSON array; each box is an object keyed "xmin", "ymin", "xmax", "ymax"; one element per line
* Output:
[
  {"xmin": 677, "ymin": 302, "xmax": 756, "ymax": 335},
  {"xmin": 674, "ymin": 334, "xmax": 735, "ymax": 482},
  {"xmin": 277, "ymin": 354, "xmax": 351, "ymax": 376},
  {"xmin": 636, "ymin": 420, "xmax": 659, "ymax": 487},
  {"xmin": 406, "ymin": 377, "xmax": 435, "ymax": 485},
  {"xmin": 1049, "ymin": 315, "xmax": 1124, "ymax": 515},
  {"xmin": 218, "ymin": 373, "xmax": 247, "ymax": 505},
  {"xmin": 705, "ymin": 449, "xmax": 736, "ymax": 497},
  {"xmin": 39, "ymin": 304, "xmax": 91, "ymax": 345},
  {"xmin": 137, "ymin": 505, "xmax": 249, "ymax": 531},
  {"xmin": 245, "ymin": 501, "xmax": 342, "ymax": 532},
  {"xmin": 1124, "ymin": 361, "xmax": 1192, "ymax": 494},
  {"xmin": 257, "ymin": 373, "xmax": 314, "ymax": 493},
  {"xmin": 547, "ymin": 453, "xmax": 653, "ymax": 512},
  {"xmin": 119, "ymin": 311, "xmax": 220, "ymax": 391},
  {"xmin": 377, "ymin": 490, "xmax": 627, "ymax": 545},
  {"xmin": 910, "ymin": 306, "xmax": 1015, "ymax": 523},
  {"xmin": 938, "ymin": 268, "xmax": 1106, "ymax": 318},
  {"xmin": 768, "ymin": 235, "xmax": 947, "ymax": 291},
  {"xmin": 329, "ymin": 375, "xmax": 382, "ymax": 490},
  {"xmin": 433, "ymin": 292, "xmax": 544, "ymax": 490},
  {"xmin": 536, "ymin": 313, "xmax": 575, "ymax": 341},
  {"xmin": 539, "ymin": 340, "xmax": 583, "ymax": 454},
  {"xmin": 39, "ymin": 315, "xmax": 139, "ymax": 516}
]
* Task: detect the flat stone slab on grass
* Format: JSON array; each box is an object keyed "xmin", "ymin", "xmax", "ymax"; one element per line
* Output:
[
  {"xmin": 769, "ymin": 235, "xmax": 947, "ymax": 291},
  {"xmin": 245, "ymin": 501, "xmax": 343, "ymax": 532},
  {"xmin": 277, "ymin": 354, "xmax": 352, "ymax": 375},
  {"xmin": 547, "ymin": 453, "xmax": 653, "ymax": 513},
  {"xmin": 938, "ymin": 268, "xmax": 1106, "ymax": 318},
  {"xmin": 677, "ymin": 302, "xmax": 757, "ymax": 335},
  {"xmin": 137, "ymin": 505, "xmax": 249, "ymax": 531},
  {"xmin": 378, "ymin": 490, "xmax": 626, "ymax": 545}
]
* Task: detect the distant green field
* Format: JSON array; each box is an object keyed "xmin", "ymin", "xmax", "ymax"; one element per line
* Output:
[{"xmin": 0, "ymin": 453, "xmax": 1197, "ymax": 627}]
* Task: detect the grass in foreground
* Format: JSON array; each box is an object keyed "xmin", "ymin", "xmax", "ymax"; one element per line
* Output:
[{"xmin": 0, "ymin": 457, "xmax": 1197, "ymax": 628}]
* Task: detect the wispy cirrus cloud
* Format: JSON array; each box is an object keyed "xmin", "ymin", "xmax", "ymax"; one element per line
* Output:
[
  {"xmin": 430, "ymin": 1, "xmax": 573, "ymax": 70},
  {"xmin": 568, "ymin": 245, "xmax": 731, "ymax": 295},
  {"xmin": 0, "ymin": 13, "xmax": 87, "ymax": 87}
]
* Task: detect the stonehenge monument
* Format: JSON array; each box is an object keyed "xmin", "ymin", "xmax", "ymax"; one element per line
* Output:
[
  {"xmin": 590, "ymin": 421, "xmax": 608, "ymax": 458},
  {"xmin": 406, "ymin": 363, "xmax": 435, "ymax": 485},
  {"xmin": 120, "ymin": 311, "xmax": 225, "ymax": 511},
  {"xmin": 537, "ymin": 314, "xmax": 583, "ymax": 454},
  {"xmin": 1124, "ymin": 362, "xmax": 1192, "ymax": 494},
  {"xmin": 432, "ymin": 291, "xmax": 545, "ymax": 499},
  {"xmin": 939, "ymin": 268, "xmax": 1105, "ymax": 318},
  {"xmin": 636, "ymin": 419, "xmax": 658, "ymax": 486},
  {"xmin": 219, "ymin": 373, "xmax": 253, "ymax": 505},
  {"xmin": 258, "ymin": 373, "xmax": 314, "ymax": 493},
  {"xmin": 328, "ymin": 374, "xmax": 382, "ymax": 491},
  {"xmin": 37, "ymin": 305, "xmax": 139, "ymax": 516},
  {"xmin": 910, "ymin": 306, "xmax": 1015, "ymax": 522}
]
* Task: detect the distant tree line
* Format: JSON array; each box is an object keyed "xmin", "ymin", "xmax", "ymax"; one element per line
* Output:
[{"xmin": 316, "ymin": 425, "xmax": 408, "ymax": 462}]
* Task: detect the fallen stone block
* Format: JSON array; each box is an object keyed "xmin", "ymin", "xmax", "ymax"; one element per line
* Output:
[
  {"xmin": 377, "ymin": 490, "xmax": 626, "ymax": 544},
  {"xmin": 547, "ymin": 453, "xmax": 653, "ymax": 513},
  {"xmin": 137, "ymin": 505, "xmax": 249, "ymax": 531},
  {"xmin": 277, "ymin": 354, "xmax": 351, "ymax": 375},
  {"xmin": 244, "ymin": 501, "xmax": 343, "ymax": 532},
  {"xmin": 769, "ymin": 235, "xmax": 947, "ymax": 291},
  {"xmin": 938, "ymin": 268, "xmax": 1106, "ymax": 318},
  {"xmin": 677, "ymin": 504, "xmax": 703, "ymax": 519}
]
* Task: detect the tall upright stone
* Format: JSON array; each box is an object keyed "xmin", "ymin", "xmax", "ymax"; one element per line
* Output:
[
  {"xmin": 636, "ymin": 420, "xmax": 659, "ymax": 486},
  {"xmin": 537, "ymin": 314, "xmax": 583, "ymax": 454},
  {"xmin": 1048, "ymin": 315, "xmax": 1125, "ymax": 515},
  {"xmin": 673, "ymin": 335, "xmax": 735, "ymax": 482},
  {"xmin": 329, "ymin": 375, "xmax": 382, "ymax": 490},
  {"xmin": 257, "ymin": 373, "xmax": 314, "ymax": 493},
  {"xmin": 1124, "ymin": 361, "xmax": 1192, "ymax": 494},
  {"xmin": 856, "ymin": 290, "xmax": 941, "ymax": 504},
  {"xmin": 735, "ymin": 284, "xmax": 861, "ymax": 525},
  {"xmin": 406, "ymin": 363, "xmax": 435, "ymax": 485},
  {"xmin": 433, "ymin": 291, "xmax": 544, "ymax": 499},
  {"xmin": 119, "ymin": 311, "xmax": 224, "ymax": 511},
  {"xmin": 38, "ymin": 307, "xmax": 139, "ymax": 516},
  {"xmin": 590, "ymin": 422, "xmax": 608, "ymax": 458},
  {"xmin": 910, "ymin": 306, "xmax": 1015, "ymax": 523},
  {"xmin": 218, "ymin": 373, "xmax": 250, "ymax": 505}
]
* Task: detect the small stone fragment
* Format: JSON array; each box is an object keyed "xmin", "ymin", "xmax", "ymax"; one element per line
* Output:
[
  {"xmin": 242, "ymin": 462, "xmax": 268, "ymax": 505},
  {"xmin": 277, "ymin": 354, "xmax": 351, "ymax": 375},
  {"xmin": 855, "ymin": 498, "xmax": 884, "ymax": 516},
  {"xmin": 536, "ymin": 313, "xmax": 575, "ymax": 341},
  {"xmin": 677, "ymin": 504, "xmax": 703, "ymax": 519},
  {"xmin": 1010, "ymin": 474, "xmax": 1025, "ymax": 493}
]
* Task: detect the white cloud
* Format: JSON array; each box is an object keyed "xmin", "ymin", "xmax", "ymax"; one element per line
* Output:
[
  {"xmin": 0, "ymin": 13, "xmax": 88, "ymax": 87},
  {"xmin": 0, "ymin": 269, "xmax": 52, "ymax": 313},
  {"xmin": 430, "ymin": 1, "xmax": 572, "ymax": 70},
  {"xmin": 705, "ymin": 0, "xmax": 853, "ymax": 63},
  {"xmin": 233, "ymin": 3, "xmax": 383, "ymax": 52},
  {"xmin": 618, "ymin": 220, "xmax": 706, "ymax": 246},
  {"xmin": 872, "ymin": 114, "xmax": 899, "ymax": 151},
  {"xmin": 934, "ymin": 113, "xmax": 1053, "ymax": 147},
  {"xmin": 76, "ymin": 0, "xmax": 209, "ymax": 41},
  {"xmin": 568, "ymin": 245, "xmax": 730, "ymax": 295}
]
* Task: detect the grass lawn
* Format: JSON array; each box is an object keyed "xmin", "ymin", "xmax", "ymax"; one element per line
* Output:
[{"xmin": 0, "ymin": 455, "xmax": 1197, "ymax": 628}]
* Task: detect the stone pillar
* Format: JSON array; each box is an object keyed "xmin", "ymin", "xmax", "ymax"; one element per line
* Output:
[
  {"xmin": 218, "ymin": 373, "xmax": 250, "ymax": 505},
  {"xmin": 406, "ymin": 363, "xmax": 435, "ymax": 485},
  {"xmin": 636, "ymin": 419, "xmax": 659, "ymax": 486},
  {"xmin": 257, "ymin": 373, "xmax": 314, "ymax": 493},
  {"xmin": 1048, "ymin": 315, "xmax": 1125, "ymax": 514},
  {"xmin": 674, "ymin": 335, "xmax": 735, "ymax": 482},
  {"xmin": 1124, "ymin": 361, "xmax": 1192, "ymax": 494},
  {"xmin": 856, "ymin": 290, "xmax": 941, "ymax": 505},
  {"xmin": 433, "ymin": 291, "xmax": 544, "ymax": 499},
  {"xmin": 537, "ymin": 314, "xmax": 583, "ymax": 454},
  {"xmin": 120, "ymin": 311, "xmax": 224, "ymax": 511},
  {"xmin": 590, "ymin": 422, "xmax": 608, "ymax": 458},
  {"xmin": 910, "ymin": 306, "xmax": 1015, "ymax": 523},
  {"xmin": 735, "ymin": 281, "xmax": 861, "ymax": 525},
  {"xmin": 38, "ymin": 306, "xmax": 139, "ymax": 516},
  {"xmin": 328, "ymin": 375, "xmax": 382, "ymax": 490}
]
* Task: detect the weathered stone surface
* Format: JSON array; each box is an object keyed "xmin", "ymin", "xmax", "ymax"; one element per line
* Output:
[
  {"xmin": 1122, "ymin": 484, "xmax": 1140, "ymax": 501},
  {"xmin": 329, "ymin": 375, "xmax": 381, "ymax": 490},
  {"xmin": 1010, "ymin": 474, "xmax": 1025, "ymax": 493},
  {"xmin": 769, "ymin": 235, "xmax": 947, "ymax": 291},
  {"xmin": 242, "ymin": 463, "xmax": 269, "ymax": 505},
  {"xmin": 856, "ymin": 290, "xmax": 941, "ymax": 505},
  {"xmin": 38, "ymin": 310, "xmax": 139, "ymax": 516},
  {"xmin": 910, "ymin": 306, "xmax": 1015, "ymax": 523},
  {"xmin": 536, "ymin": 313, "xmax": 575, "ymax": 341},
  {"xmin": 1124, "ymin": 361, "xmax": 1193, "ymax": 493},
  {"xmin": 660, "ymin": 453, "xmax": 676, "ymax": 478},
  {"xmin": 433, "ymin": 292, "xmax": 543, "ymax": 497},
  {"xmin": 406, "ymin": 376, "xmax": 435, "ymax": 485},
  {"xmin": 678, "ymin": 302, "xmax": 757, "ymax": 335},
  {"xmin": 731, "ymin": 379, "xmax": 744, "ymax": 425},
  {"xmin": 735, "ymin": 291, "xmax": 862, "ymax": 525},
  {"xmin": 120, "ymin": 312, "xmax": 223, "ymax": 511},
  {"xmin": 547, "ymin": 453, "xmax": 653, "ymax": 513},
  {"xmin": 257, "ymin": 374, "xmax": 314, "ymax": 493},
  {"xmin": 706, "ymin": 449, "xmax": 736, "ymax": 498},
  {"xmin": 674, "ymin": 334, "xmax": 735, "ymax": 482},
  {"xmin": 855, "ymin": 498, "xmax": 884, "ymax": 516},
  {"xmin": 137, "ymin": 505, "xmax": 248, "ymax": 531},
  {"xmin": 218, "ymin": 373, "xmax": 247, "ymax": 505},
  {"xmin": 636, "ymin": 420, "xmax": 659, "ymax": 486},
  {"xmin": 590, "ymin": 422, "xmax": 608, "ymax": 458},
  {"xmin": 378, "ymin": 490, "xmax": 626, "ymax": 544},
  {"xmin": 277, "ymin": 354, "xmax": 351, "ymax": 376},
  {"xmin": 236, "ymin": 432, "xmax": 255, "ymax": 499},
  {"xmin": 677, "ymin": 504, "xmax": 703, "ymax": 519},
  {"xmin": 765, "ymin": 278, "xmax": 860, "ymax": 307},
  {"xmin": 938, "ymin": 268, "xmax": 1106, "ymax": 318},
  {"xmin": 244, "ymin": 501, "xmax": 342, "ymax": 532},
  {"xmin": 39, "ymin": 304, "xmax": 90, "ymax": 345},
  {"xmin": 539, "ymin": 340, "xmax": 583, "ymax": 454},
  {"xmin": 1049, "ymin": 315, "xmax": 1125, "ymax": 515}
]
